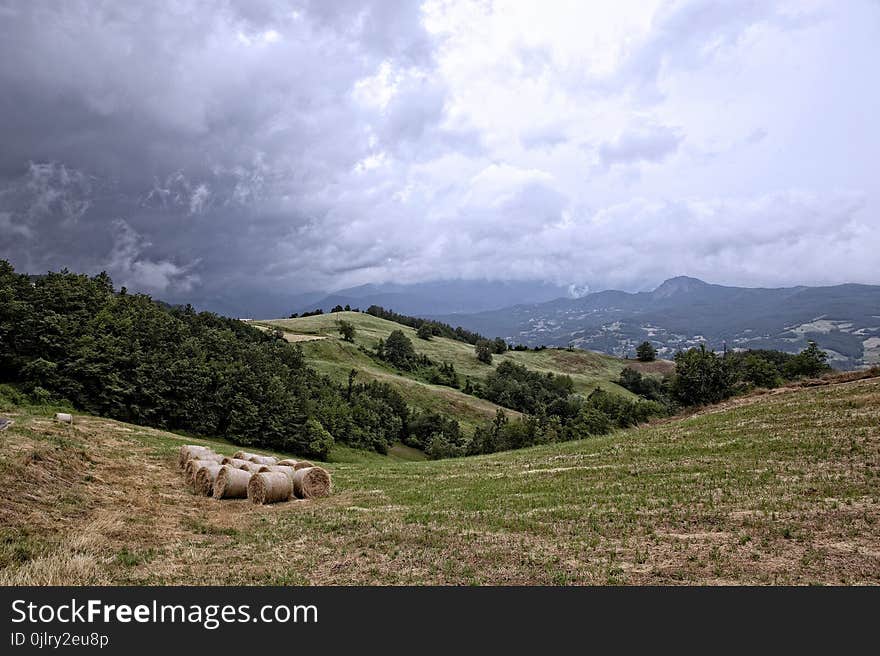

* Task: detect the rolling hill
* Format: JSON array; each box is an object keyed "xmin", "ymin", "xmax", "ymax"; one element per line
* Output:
[
  {"xmin": 2, "ymin": 372, "xmax": 877, "ymax": 585},
  {"xmin": 255, "ymin": 312, "xmax": 635, "ymax": 432},
  {"xmin": 430, "ymin": 277, "xmax": 880, "ymax": 370}
]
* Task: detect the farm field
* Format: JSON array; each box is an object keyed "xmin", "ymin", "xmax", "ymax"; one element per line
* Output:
[{"xmin": 1, "ymin": 375, "xmax": 877, "ymax": 585}]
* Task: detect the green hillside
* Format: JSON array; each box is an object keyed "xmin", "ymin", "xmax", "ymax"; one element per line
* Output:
[
  {"xmin": 256, "ymin": 312, "xmax": 633, "ymax": 431},
  {"xmin": 2, "ymin": 374, "xmax": 877, "ymax": 585}
]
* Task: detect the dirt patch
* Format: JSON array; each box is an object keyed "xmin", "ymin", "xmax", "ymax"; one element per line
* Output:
[
  {"xmin": 282, "ymin": 334, "xmax": 327, "ymax": 343},
  {"xmin": 623, "ymin": 360, "xmax": 676, "ymax": 376},
  {"xmin": 251, "ymin": 324, "xmax": 327, "ymax": 343}
]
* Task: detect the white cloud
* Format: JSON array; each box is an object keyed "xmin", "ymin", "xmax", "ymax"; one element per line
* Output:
[
  {"xmin": 108, "ymin": 220, "xmax": 200, "ymax": 294},
  {"xmin": 599, "ymin": 123, "xmax": 684, "ymax": 168}
]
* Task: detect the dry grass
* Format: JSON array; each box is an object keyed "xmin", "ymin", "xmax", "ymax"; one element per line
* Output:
[
  {"xmin": 622, "ymin": 359, "xmax": 676, "ymax": 376},
  {"xmin": 251, "ymin": 324, "xmax": 326, "ymax": 343},
  {"xmin": 1, "ymin": 375, "xmax": 878, "ymax": 585}
]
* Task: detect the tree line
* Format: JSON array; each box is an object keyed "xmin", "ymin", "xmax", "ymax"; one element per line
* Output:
[
  {"xmin": 618, "ymin": 342, "xmax": 831, "ymax": 410},
  {"xmin": 365, "ymin": 305, "xmax": 490, "ymax": 346}
]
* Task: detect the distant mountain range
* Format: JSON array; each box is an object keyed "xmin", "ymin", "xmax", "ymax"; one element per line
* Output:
[
  {"xmin": 290, "ymin": 279, "xmax": 570, "ymax": 316},
  {"xmin": 426, "ymin": 277, "xmax": 880, "ymax": 370}
]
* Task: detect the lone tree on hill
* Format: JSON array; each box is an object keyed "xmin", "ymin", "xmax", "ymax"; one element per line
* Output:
[
  {"xmin": 384, "ymin": 329, "xmax": 417, "ymax": 369},
  {"xmin": 636, "ymin": 341, "xmax": 657, "ymax": 362},
  {"xmin": 417, "ymin": 323, "xmax": 434, "ymax": 340},
  {"xmin": 475, "ymin": 339, "xmax": 494, "ymax": 364},
  {"xmin": 336, "ymin": 319, "xmax": 356, "ymax": 342}
]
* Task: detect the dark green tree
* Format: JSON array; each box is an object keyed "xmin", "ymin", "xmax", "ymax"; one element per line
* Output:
[
  {"xmin": 784, "ymin": 341, "xmax": 831, "ymax": 378},
  {"xmin": 336, "ymin": 319, "xmax": 356, "ymax": 342},
  {"xmin": 636, "ymin": 341, "xmax": 657, "ymax": 362},
  {"xmin": 671, "ymin": 345, "xmax": 733, "ymax": 406},
  {"xmin": 384, "ymin": 330, "xmax": 417, "ymax": 369},
  {"xmin": 417, "ymin": 323, "xmax": 433, "ymax": 340},
  {"xmin": 475, "ymin": 339, "xmax": 494, "ymax": 364}
]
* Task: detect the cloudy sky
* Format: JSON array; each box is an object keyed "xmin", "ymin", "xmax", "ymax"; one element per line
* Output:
[{"xmin": 1, "ymin": 0, "xmax": 878, "ymax": 313}]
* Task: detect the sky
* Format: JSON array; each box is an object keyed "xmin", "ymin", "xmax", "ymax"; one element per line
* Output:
[{"xmin": 1, "ymin": 0, "xmax": 878, "ymax": 313}]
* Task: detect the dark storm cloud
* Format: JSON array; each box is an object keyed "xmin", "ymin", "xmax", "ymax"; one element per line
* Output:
[
  {"xmin": 0, "ymin": 0, "xmax": 451, "ymax": 307},
  {"xmin": 1, "ymin": 1, "xmax": 877, "ymax": 315}
]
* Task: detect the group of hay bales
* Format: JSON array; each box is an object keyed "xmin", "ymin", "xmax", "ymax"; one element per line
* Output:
[{"xmin": 178, "ymin": 445, "xmax": 332, "ymax": 504}]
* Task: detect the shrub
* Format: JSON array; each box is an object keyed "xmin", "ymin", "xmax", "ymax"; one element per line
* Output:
[
  {"xmin": 295, "ymin": 418, "xmax": 334, "ymax": 460},
  {"xmin": 618, "ymin": 367, "xmax": 674, "ymax": 408},
  {"xmin": 568, "ymin": 406, "xmax": 613, "ymax": 437},
  {"xmin": 408, "ymin": 412, "xmax": 466, "ymax": 458},
  {"xmin": 737, "ymin": 353, "xmax": 782, "ymax": 389},
  {"xmin": 584, "ymin": 387, "xmax": 664, "ymax": 428},
  {"xmin": 0, "ymin": 384, "xmax": 28, "ymax": 408},
  {"xmin": 426, "ymin": 362, "xmax": 459, "ymax": 388}
]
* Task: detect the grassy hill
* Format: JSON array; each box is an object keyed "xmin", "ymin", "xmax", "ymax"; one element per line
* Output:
[
  {"xmin": 255, "ymin": 312, "xmax": 634, "ymax": 432},
  {"xmin": 2, "ymin": 374, "xmax": 877, "ymax": 585}
]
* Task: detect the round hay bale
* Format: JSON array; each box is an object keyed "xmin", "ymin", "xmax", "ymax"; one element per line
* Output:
[
  {"xmin": 276, "ymin": 459, "xmax": 299, "ymax": 468},
  {"xmin": 185, "ymin": 458, "xmax": 218, "ymax": 484},
  {"xmin": 178, "ymin": 444, "xmax": 213, "ymax": 468},
  {"xmin": 194, "ymin": 464, "xmax": 223, "ymax": 496},
  {"xmin": 293, "ymin": 460, "xmax": 314, "ymax": 471},
  {"xmin": 257, "ymin": 465, "xmax": 296, "ymax": 485},
  {"xmin": 247, "ymin": 471, "xmax": 293, "ymax": 505},
  {"xmin": 248, "ymin": 455, "xmax": 278, "ymax": 466},
  {"xmin": 221, "ymin": 457, "xmax": 251, "ymax": 468},
  {"xmin": 233, "ymin": 450, "xmax": 259, "ymax": 461},
  {"xmin": 237, "ymin": 462, "xmax": 263, "ymax": 474},
  {"xmin": 257, "ymin": 464, "xmax": 294, "ymax": 473},
  {"xmin": 292, "ymin": 466, "xmax": 332, "ymax": 499},
  {"xmin": 54, "ymin": 412, "xmax": 73, "ymax": 424},
  {"xmin": 213, "ymin": 466, "xmax": 251, "ymax": 499}
]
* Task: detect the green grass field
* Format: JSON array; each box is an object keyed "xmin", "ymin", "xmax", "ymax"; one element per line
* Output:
[
  {"xmin": 256, "ymin": 312, "xmax": 633, "ymax": 432},
  {"xmin": 2, "ymin": 375, "xmax": 877, "ymax": 585}
]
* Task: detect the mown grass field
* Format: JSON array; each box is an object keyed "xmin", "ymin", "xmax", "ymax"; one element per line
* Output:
[
  {"xmin": 1, "ymin": 375, "xmax": 877, "ymax": 585},
  {"xmin": 256, "ymin": 312, "xmax": 634, "ymax": 432}
]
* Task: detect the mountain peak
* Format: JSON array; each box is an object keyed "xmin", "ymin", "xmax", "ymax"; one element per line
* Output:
[{"xmin": 652, "ymin": 276, "xmax": 709, "ymax": 298}]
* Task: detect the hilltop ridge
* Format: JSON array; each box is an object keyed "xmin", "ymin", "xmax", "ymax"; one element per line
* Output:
[{"xmin": 257, "ymin": 311, "xmax": 634, "ymax": 432}]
